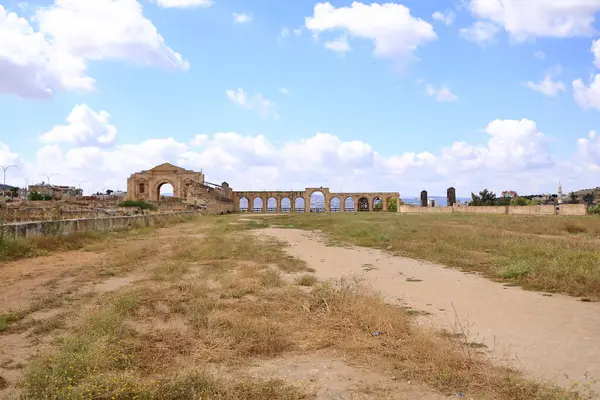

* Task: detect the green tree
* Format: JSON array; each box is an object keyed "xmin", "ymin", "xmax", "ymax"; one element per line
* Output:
[
  {"xmin": 106, "ymin": 189, "xmax": 114, "ymax": 195},
  {"xmin": 9, "ymin": 187, "xmax": 18, "ymax": 198},
  {"xmin": 28, "ymin": 191, "xmax": 43, "ymax": 201},
  {"xmin": 569, "ymin": 192, "xmax": 578, "ymax": 204},
  {"xmin": 388, "ymin": 198, "xmax": 398, "ymax": 212},
  {"xmin": 469, "ymin": 189, "xmax": 496, "ymax": 206},
  {"xmin": 583, "ymin": 192, "xmax": 595, "ymax": 205},
  {"xmin": 510, "ymin": 196, "xmax": 538, "ymax": 206}
]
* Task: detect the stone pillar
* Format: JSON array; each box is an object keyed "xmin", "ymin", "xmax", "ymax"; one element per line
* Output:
[
  {"xmin": 447, "ymin": 187, "xmax": 456, "ymax": 207},
  {"xmin": 397, "ymin": 196, "xmax": 401, "ymax": 212},
  {"xmin": 420, "ymin": 190, "xmax": 428, "ymax": 207},
  {"xmin": 276, "ymin": 196, "xmax": 281, "ymax": 213},
  {"xmin": 340, "ymin": 197, "xmax": 345, "ymax": 212},
  {"xmin": 324, "ymin": 196, "xmax": 330, "ymax": 213},
  {"xmin": 383, "ymin": 198, "xmax": 388, "ymax": 212},
  {"xmin": 290, "ymin": 196, "xmax": 295, "ymax": 213},
  {"xmin": 263, "ymin": 196, "xmax": 268, "ymax": 213}
]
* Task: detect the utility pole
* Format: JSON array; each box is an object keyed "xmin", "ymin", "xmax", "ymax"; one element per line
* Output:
[
  {"xmin": 1, "ymin": 164, "xmax": 17, "ymax": 186},
  {"xmin": 39, "ymin": 173, "xmax": 58, "ymax": 185}
]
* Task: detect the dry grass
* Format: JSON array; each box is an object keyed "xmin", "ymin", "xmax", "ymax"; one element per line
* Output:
[
  {"xmin": 17, "ymin": 226, "xmax": 590, "ymax": 400},
  {"xmin": 231, "ymin": 213, "xmax": 600, "ymax": 298}
]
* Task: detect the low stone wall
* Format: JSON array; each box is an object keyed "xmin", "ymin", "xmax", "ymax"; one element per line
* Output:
[
  {"xmin": 398, "ymin": 205, "xmax": 453, "ymax": 213},
  {"xmin": 2, "ymin": 211, "xmax": 200, "ymax": 239},
  {"xmin": 508, "ymin": 205, "xmax": 556, "ymax": 215},
  {"xmin": 398, "ymin": 204, "xmax": 589, "ymax": 216},
  {"xmin": 558, "ymin": 204, "xmax": 589, "ymax": 216}
]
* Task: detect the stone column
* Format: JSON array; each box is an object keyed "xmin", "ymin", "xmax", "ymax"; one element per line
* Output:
[
  {"xmin": 383, "ymin": 198, "xmax": 388, "ymax": 212},
  {"xmin": 420, "ymin": 190, "xmax": 428, "ymax": 207},
  {"xmin": 340, "ymin": 197, "xmax": 345, "ymax": 212},
  {"xmin": 276, "ymin": 196, "xmax": 281, "ymax": 213},
  {"xmin": 263, "ymin": 196, "xmax": 268, "ymax": 213},
  {"xmin": 290, "ymin": 196, "xmax": 295, "ymax": 213},
  {"xmin": 324, "ymin": 196, "xmax": 330, "ymax": 213}
]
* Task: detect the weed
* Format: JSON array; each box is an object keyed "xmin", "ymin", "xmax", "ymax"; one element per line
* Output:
[{"xmin": 296, "ymin": 274, "xmax": 318, "ymax": 286}]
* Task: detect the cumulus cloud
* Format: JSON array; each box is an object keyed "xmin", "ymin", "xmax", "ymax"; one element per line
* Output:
[
  {"xmin": 432, "ymin": 10, "xmax": 456, "ymax": 26},
  {"xmin": 592, "ymin": 39, "xmax": 600, "ymax": 69},
  {"xmin": 0, "ymin": 1, "xmax": 189, "ymax": 99},
  {"xmin": 524, "ymin": 66, "xmax": 566, "ymax": 97},
  {"xmin": 573, "ymin": 74, "xmax": 600, "ymax": 110},
  {"xmin": 467, "ymin": 0, "xmax": 600, "ymax": 41},
  {"xmin": 233, "ymin": 12, "xmax": 252, "ymax": 24},
  {"xmin": 155, "ymin": 0, "xmax": 213, "ymax": 8},
  {"xmin": 460, "ymin": 21, "xmax": 499, "ymax": 44},
  {"xmin": 324, "ymin": 35, "xmax": 351, "ymax": 53},
  {"xmin": 578, "ymin": 130, "xmax": 600, "ymax": 171},
  {"xmin": 3, "ymin": 108, "xmax": 596, "ymax": 197},
  {"xmin": 40, "ymin": 104, "xmax": 118, "ymax": 146},
  {"xmin": 226, "ymin": 88, "xmax": 278, "ymax": 119},
  {"xmin": 305, "ymin": 2, "xmax": 436, "ymax": 64},
  {"xmin": 425, "ymin": 84, "xmax": 458, "ymax": 102},
  {"xmin": 534, "ymin": 50, "xmax": 546, "ymax": 60}
]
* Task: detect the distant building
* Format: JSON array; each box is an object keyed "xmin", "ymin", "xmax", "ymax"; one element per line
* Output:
[
  {"xmin": 0, "ymin": 183, "xmax": 16, "ymax": 198},
  {"xmin": 501, "ymin": 190, "xmax": 518, "ymax": 199},
  {"xmin": 28, "ymin": 183, "xmax": 80, "ymax": 200}
]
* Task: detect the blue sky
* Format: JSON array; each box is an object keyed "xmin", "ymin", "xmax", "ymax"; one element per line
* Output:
[{"xmin": 1, "ymin": 0, "xmax": 600, "ymax": 196}]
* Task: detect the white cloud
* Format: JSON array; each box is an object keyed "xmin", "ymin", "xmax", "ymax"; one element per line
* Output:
[
  {"xmin": 467, "ymin": 0, "xmax": 600, "ymax": 41},
  {"xmin": 460, "ymin": 21, "xmax": 499, "ymax": 44},
  {"xmin": 0, "ymin": 5, "xmax": 92, "ymax": 98},
  {"xmin": 40, "ymin": 104, "xmax": 117, "ymax": 146},
  {"xmin": 226, "ymin": 88, "xmax": 278, "ymax": 119},
  {"xmin": 425, "ymin": 84, "xmax": 458, "ymax": 102},
  {"xmin": 524, "ymin": 66, "xmax": 566, "ymax": 97},
  {"xmin": 155, "ymin": 0, "xmax": 213, "ymax": 8},
  {"xmin": 305, "ymin": 2, "xmax": 436, "ymax": 63},
  {"xmin": 279, "ymin": 26, "xmax": 302, "ymax": 41},
  {"xmin": 6, "ymin": 109, "xmax": 593, "ymax": 196},
  {"xmin": 233, "ymin": 12, "xmax": 252, "ymax": 24},
  {"xmin": 534, "ymin": 50, "xmax": 546, "ymax": 60},
  {"xmin": 578, "ymin": 130, "xmax": 600, "ymax": 171},
  {"xmin": 573, "ymin": 74, "xmax": 600, "ymax": 110},
  {"xmin": 324, "ymin": 35, "xmax": 351, "ymax": 53},
  {"xmin": 277, "ymin": 87, "xmax": 289, "ymax": 95},
  {"xmin": 0, "ymin": 1, "xmax": 189, "ymax": 99},
  {"xmin": 592, "ymin": 39, "xmax": 600, "ymax": 69},
  {"xmin": 432, "ymin": 10, "xmax": 456, "ymax": 26}
]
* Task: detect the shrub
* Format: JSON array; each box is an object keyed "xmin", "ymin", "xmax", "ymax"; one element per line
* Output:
[
  {"xmin": 118, "ymin": 200, "xmax": 157, "ymax": 211},
  {"xmin": 589, "ymin": 204, "xmax": 600, "ymax": 215}
]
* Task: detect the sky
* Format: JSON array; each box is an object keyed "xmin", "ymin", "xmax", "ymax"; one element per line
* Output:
[{"xmin": 1, "ymin": 0, "xmax": 600, "ymax": 197}]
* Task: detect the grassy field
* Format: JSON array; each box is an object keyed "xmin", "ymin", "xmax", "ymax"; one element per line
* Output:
[
  {"xmin": 1, "ymin": 217, "xmax": 591, "ymax": 399},
  {"xmin": 230, "ymin": 212, "xmax": 600, "ymax": 299}
]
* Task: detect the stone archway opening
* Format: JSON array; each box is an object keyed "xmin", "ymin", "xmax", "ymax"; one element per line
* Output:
[
  {"xmin": 310, "ymin": 191, "xmax": 325, "ymax": 212},
  {"xmin": 330, "ymin": 197, "xmax": 341, "ymax": 212},
  {"xmin": 267, "ymin": 197, "xmax": 277, "ymax": 213},
  {"xmin": 157, "ymin": 182, "xmax": 175, "ymax": 201},
  {"xmin": 373, "ymin": 196, "xmax": 383, "ymax": 211},
  {"xmin": 358, "ymin": 197, "xmax": 369, "ymax": 212},
  {"xmin": 239, "ymin": 197, "xmax": 249, "ymax": 212},
  {"xmin": 253, "ymin": 198, "xmax": 264, "ymax": 212},
  {"xmin": 281, "ymin": 197, "xmax": 291, "ymax": 212},
  {"xmin": 387, "ymin": 197, "xmax": 397, "ymax": 212},
  {"xmin": 344, "ymin": 197, "xmax": 355, "ymax": 212},
  {"xmin": 295, "ymin": 197, "xmax": 305, "ymax": 213}
]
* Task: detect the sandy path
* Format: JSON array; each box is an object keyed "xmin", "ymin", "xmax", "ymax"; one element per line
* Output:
[{"xmin": 256, "ymin": 228, "xmax": 600, "ymax": 392}]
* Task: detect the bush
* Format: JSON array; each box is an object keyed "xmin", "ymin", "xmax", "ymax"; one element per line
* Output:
[
  {"xmin": 118, "ymin": 200, "xmax": 157, "ymax": 211},
  {"xmin": 589, "ymin": 204, "xmax": 600, "ymax": 215},
  {"xmin": 28, "ymin": 191, "xmax": 43, "ymax": 201}
]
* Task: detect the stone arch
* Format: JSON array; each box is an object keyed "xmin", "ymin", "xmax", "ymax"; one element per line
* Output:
[
  {"xmin": 344, "ymin": 197, "xmax": 355, "ymax": 212},
  {"xmin": 281, "ymin": 197, "xmax": 291, "ymax": 212},
  {"xmin": 372, "ymin": 196, "xmax": 383, "ymax": 211},
  {"xmin": 253, "ymin": 197, "xmax": 264, "ymax": 212},
  {"xmin": 329, "ymin": 197, "xmax": 341, "ymax": 212},
  {"xmin": 154, "ymin": 180, "xmax": 178, "ymax": 201},
  {"xmin": 310, "ymin": 190, "xmax": 326, "ymax": 212},
  {"xmin": 294, "ymin": 197, "xmax": 305, "ymax": 212},
  {"xmin": 357, "ymin": 197, "xmax": 369, "ymax": 212},
  {"xmin": 267, "ymin": 196, "xmax": 277, "ymax": 213},
  {"xmin": 239, "ymin": 196, "xmax": 249, "ymax": 211}
]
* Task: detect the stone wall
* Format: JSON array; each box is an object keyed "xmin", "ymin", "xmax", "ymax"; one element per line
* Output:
[
  {"xmin": 508, "ymin": 205, "xmax": 556, "ymax": 215},
  {"xmin": 398, "ymin": 204, "xmax": 589, "ymax": 216},
  {"xmin": 2, "ymin": 211, "xmax": 199, "ymax": 239},
  {"xmin": 558, "ymin": 204, "xmax": 589, "ymax": 216}
]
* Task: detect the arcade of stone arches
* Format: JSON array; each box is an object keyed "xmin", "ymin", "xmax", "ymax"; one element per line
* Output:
[{"xmin": 232, "ymin": 188, "xmax": 401, "ymax": 213}]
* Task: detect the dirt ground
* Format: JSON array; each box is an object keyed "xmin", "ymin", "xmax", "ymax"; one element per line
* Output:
[
  {"xmin": 255, "ymin": 228, "xmax": 600, "ymax": 392},
  {"xmin": 0, "ymin": 222, "xmax": 448, "ymax": 400},
  {"xmin": 1, "ymin": 217, "xmax": 597, "ymax": 399}
]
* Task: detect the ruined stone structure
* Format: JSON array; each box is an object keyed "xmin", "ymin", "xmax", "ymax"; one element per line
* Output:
[
  {"xmin": 126, "ymin": 163, "xmax": 233, "ymax": 210},
  {"xmin": 232, "ymin": 188, "xmax": 400, "ymax": 213},
  {"xmin": 447, "ymin": 187, "xmax": 456, "ymax": 206},
  {"xmin": 420, "ymin": 190, "xmax": 428, "ymax": 207}
]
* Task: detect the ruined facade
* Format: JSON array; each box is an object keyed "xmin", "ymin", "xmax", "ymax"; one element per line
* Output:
[
  {"xmin": 232, "ymin": 188, "xmax": 401, "ymax": 213},
  {"xmin": 126, "ymin": 163, "xmax": 233, "ymax": 211}
]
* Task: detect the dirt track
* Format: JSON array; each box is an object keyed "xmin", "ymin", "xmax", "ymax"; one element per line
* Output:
[{"xmin": 256, "ymin": 228, "xmax": 600, "ymax": 392}]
